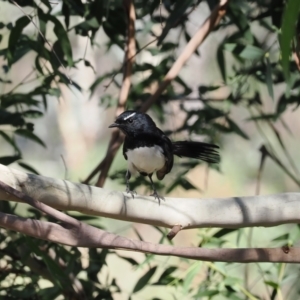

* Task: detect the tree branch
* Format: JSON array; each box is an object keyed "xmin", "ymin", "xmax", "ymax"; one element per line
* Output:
[
  {"xmin": 1, "ymin": 164, "xmax": 300, "ymax": 263},
  {"xmin": 0, "ymin": 204, "xmax": 298, "ymax": 263},
  {"xmin": 95, "ymin": 0, "xmax": 136, "ymax": 187},
  {"xmin": 1, "ymin": 164, "xmax": 300, "ymax": 230}
]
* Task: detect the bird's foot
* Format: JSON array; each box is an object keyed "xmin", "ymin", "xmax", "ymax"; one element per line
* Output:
[
  {"xmin": 126, "ymin": 187, "xmax": 136, "ymax": 198},
  {"xmin": 150, "ymin": 190, "xmax": 165, "ymax": 204}
]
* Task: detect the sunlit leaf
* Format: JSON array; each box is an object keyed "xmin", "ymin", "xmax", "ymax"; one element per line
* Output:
[{"xmin": 224, "ymin": 43, "xmax": 264, "ymax": 60}]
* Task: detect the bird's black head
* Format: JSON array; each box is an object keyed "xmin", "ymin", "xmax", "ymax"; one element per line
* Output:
[{"xmin": 109, "ymin": 110, "xmax": 157, "ymax": 137}]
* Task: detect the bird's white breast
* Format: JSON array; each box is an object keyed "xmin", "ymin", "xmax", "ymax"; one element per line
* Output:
[{"xmin": 126, "ymin": 145, "xmax": 165, "ymax": 175}]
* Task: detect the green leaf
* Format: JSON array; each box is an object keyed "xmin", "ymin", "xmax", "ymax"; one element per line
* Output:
[
  {"xmin": 7, "ymin": 16, "xmax": 30, "ymax": 65},
  {"xmin": 0, "ymin": 155, "xmax": 21, "ymax": 165},
  {"xmin": 132, "ymin": 266, "xmax": 157, "ymax": 293},
  {"xmin": 246, "ymin": 113, "xmax": 278, "ymax": 122},
  {"xmin": 217, "ymin": 43, "xmax": 226, "ymax": 81},
  {"xmin": 213, "ymin": 228, "xmax": 237, "ymax": 238},
  {"xmin": 272, "ymin": 233, "xmax": 289, "ymax": 241},
  {"xmin": 196, "ymin": 290, "xmax": 219, "ymax": 297},
  {"xmin": 0, "ymin": 110, "xmax": 24, "ymax": 127},
  {"xmin": 153, "ymin": 266, "xmax": 177, "ymax": 285},
  {"xmin": 22, "ymin": 110, "xmax": 43, "ymax": 118},
  {"xmin": 226, "ymin": 117, "xmax": 249, "ymax": 139},
  {"xmin": 264, "ymin": 280, "xmax": 279, "ymax": 289},
  {"xmin": 74, "ymin": 17, "xmax": 100, "ymax": 37},
  {"xmin": 18, "ymin": 161, "xmax": 39, "ymax": 175},
  {"xmin": 224, "ymin": 43, "xmax": 264, "ymax": 60},
  {"xmin": 199, "ymin": 85, "xmax": 220, "ymax": 95},
  {"xmin": 15, "ymin": 129, "xmax": 46, "ymax": 148},
  {"xmin": 183, "ymin": 262, "xmax": 201, "ymax": 294},
  {"xmin": 42, "ymin": 14, "xmax": 73, "ymax": 66},
  {"xmin": 116, "ymin": 255, "xmax": 138, "ymax": 266},
  {"xmin": 157, "ymin": 0, "xmax": 194, "ymax": 45},
  {"xmin": 265, "ymin": 57, "xmax": 274, "ymax": 100},
  {"xmin": 1, "ymin": 94, "xmax": 39, "ymax": 108},
  {"xmin": 280, "ymin": 0, "xmax": 300, "ymax": 79},
  {"xmin": 25, "ymin": 237, "xmax": 71, "ymax": 289},
  {"xmin": 0, "ymin": 130, "xmax": 20, "ymax": 153}
]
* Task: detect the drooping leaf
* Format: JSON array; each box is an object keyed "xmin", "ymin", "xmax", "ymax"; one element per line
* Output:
[
  {"xmin": 18, "ymin": 161, "xmax": 39, "ymax": 175},
  {"xmin": 0, "ymin": 130, "xmax": 20, "ymax": 153},
  {"xmin": 39, "ymin": 12, "xmax": 73, "ymax": 66},
  {"xmin": 7, "ymin": 16, "xmax": 30, "ymax": 65},
  {"xmin": 132, "ymin": 266, "xmax": 157, "ymax": 293},
  {"xmin": 199, "ymin": 85, "xmax": 220, "ymax": 95},
  {"xmin": 153, "ymin": 266, "xmax": 178, "ymax": 285},
  {"xmin": 15, "ymin": 129, "xmax": 46, "ymax": 148}
]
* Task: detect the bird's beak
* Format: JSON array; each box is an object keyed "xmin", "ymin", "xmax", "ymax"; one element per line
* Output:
[{"xmin": 108, "ymin": 123, "xmax": 119, "ymax": 128}]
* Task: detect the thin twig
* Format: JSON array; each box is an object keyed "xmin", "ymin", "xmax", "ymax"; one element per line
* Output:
[
  {"xmin": 103, "ymin": 38, "xmax": 157, "ymax": 91},
  {"xmin": 61, "ymin": 155, "xmax": 68, "ymax": 180}
]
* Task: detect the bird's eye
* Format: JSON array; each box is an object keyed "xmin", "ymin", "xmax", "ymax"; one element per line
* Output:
[{"xmin": 128, "ymin": 118, "xmax": 133, "ymax": 123}]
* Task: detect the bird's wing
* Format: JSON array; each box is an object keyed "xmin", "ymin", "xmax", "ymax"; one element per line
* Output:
[{"xmin": 156, "ymin": 133, "xmax": 174, "ymax": 180}]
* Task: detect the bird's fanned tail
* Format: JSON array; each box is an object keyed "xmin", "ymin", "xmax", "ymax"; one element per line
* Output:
[{"xmin": 172, "ymin": 141, "xmax": 220, "ymax": 164}]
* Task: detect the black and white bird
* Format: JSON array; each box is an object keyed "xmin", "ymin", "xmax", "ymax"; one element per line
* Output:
[{"xmin": 109, "ymin": 110, "xmax": 220, "ymax": 202}]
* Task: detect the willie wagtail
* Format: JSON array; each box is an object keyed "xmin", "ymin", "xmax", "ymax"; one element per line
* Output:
[{"xmin": 109, "ymin": 110, "xmax": 220, "ymax": 202}]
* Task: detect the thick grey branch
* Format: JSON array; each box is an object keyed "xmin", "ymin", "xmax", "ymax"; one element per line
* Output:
[
  {"xmin": 0, "ymin": 164, "xmax": 299, "ymax": 263},
  {"xmin": 0, "ymin": 164, "xmax": 299, "ymax": 230}
]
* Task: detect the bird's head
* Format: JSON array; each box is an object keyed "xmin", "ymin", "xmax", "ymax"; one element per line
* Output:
[{"xmin": 109, "ymin": 110, "xmax": 156, "ymax": 136}]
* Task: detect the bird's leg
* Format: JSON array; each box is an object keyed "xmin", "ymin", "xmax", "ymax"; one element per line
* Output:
[
  {"xmin": 125, "ymin": 170, "xmax": 136, "ymax": 198},
  {"xmin": 148, "ymin": 174, "xmax": 164, "ymax": 204}
]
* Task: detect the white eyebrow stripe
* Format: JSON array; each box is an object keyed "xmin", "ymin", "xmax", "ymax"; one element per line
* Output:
[{"xmin": 123, "ymin": 112, "xmax": 136, "ymax": 120}]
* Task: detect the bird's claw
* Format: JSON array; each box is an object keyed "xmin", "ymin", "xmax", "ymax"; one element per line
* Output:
[
  {"xmin": 126, "ymin": 188, "xmax": 136, "ymax": 198},
  {"xmin": 150, "ymin": 190, "xmax": 165, "ymax": 204}
]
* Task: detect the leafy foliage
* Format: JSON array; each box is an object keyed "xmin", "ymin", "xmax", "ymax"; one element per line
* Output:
[{"xmin": 0, "ymin": 0, "xmax": 300, "ymax": 299}]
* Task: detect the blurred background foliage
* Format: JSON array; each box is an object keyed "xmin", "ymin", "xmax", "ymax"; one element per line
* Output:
[{"xmin": 0, "ymin": 0, "xmax": 300, "ymax": 299}]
